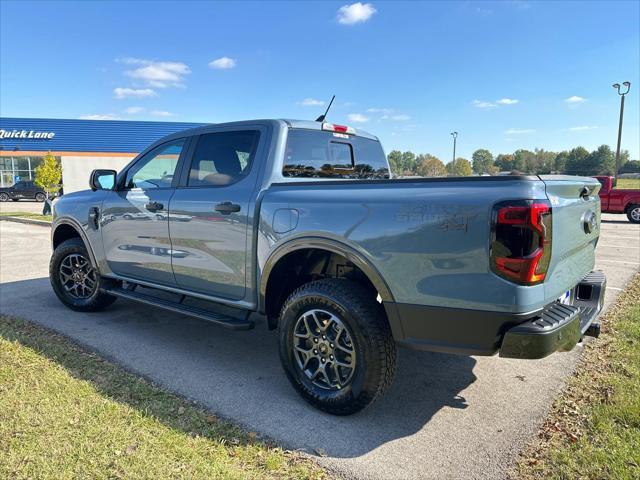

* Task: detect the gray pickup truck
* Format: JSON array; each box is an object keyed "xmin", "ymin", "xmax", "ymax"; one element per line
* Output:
[{"xmin": 50, "ymin": 119, "xmax": 606, "ymax": 414}]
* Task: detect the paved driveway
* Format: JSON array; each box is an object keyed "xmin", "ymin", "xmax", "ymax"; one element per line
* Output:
[{"xmin": 0, "ymin": 215, "xmax": 637, "ymax": 480}]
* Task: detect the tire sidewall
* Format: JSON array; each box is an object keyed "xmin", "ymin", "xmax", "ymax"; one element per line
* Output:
[
  {"xmin": 628, "ymin": 205, "xmax": 640, "ymax": 224},
  {"xmin": 50, "ymin": 239, "xmax": 107, "ymax": 310},
  {"xmin": 0, "ymin": 193, "xmax": 9, "ymax": 202},
  {"xmin": 279, "ymin": 283, "xmax": 380, "ymax": 411},
  {"xmin": 36, "ymin": 193, "xmax": 46, "ymax": 202}
]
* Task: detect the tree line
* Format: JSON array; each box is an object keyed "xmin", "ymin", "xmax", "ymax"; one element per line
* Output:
[{"xmin": 387, "ymin": 146, "xmax": 638, "ymax": 177}]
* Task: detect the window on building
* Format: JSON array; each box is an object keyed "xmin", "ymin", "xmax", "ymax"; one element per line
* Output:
[{"xmin": 0, "ymin": 155, "xmax": 50, "ymax": 187}]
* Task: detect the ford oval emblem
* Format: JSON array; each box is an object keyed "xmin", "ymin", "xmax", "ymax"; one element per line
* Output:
[{"xmin": 582, "ymin": 210, "xmax": 597, "ymax": 234}]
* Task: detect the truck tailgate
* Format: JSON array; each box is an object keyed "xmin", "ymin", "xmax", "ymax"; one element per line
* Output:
[{"xmin": 540, "ymin": 175, "xmax": 602, "ymax": 302}]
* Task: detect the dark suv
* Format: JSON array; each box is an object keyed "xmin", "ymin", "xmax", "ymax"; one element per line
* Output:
[{"xmin": 0, "ymin": 180, "xmax": 47, "ymax": 202}]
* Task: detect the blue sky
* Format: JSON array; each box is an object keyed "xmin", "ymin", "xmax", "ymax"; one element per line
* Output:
[{"xmin": 1, "ymin": 1, "xmax": 639, "ymax": 160}]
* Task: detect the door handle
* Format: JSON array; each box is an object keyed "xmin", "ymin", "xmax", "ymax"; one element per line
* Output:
[
  {"xmin": 145, "ymin": 201, "xmax": 164, "ymax": 212},
  {"xmin": 215, "ymin": 201, "xmax": 241, "ymax": 215}
]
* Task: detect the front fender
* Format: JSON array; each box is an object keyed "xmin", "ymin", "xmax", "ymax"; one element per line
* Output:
[{"xmin": 51, "ymin": 217, "xmax": 100, "ymax": 269}]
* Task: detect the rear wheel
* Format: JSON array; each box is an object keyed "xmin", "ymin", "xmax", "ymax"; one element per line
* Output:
[
  {"xmin": 0, "ymin": 193, "xmax": 7, "ymax": 202},
  {"xmin": 49, "ymin": 238, "xmax": 117, "ymax": 311},
  {"xmin": 278, "ymin": 279, "xmax": 396, "ymax": 415},
  {"xmin": 627, "ymin": 204, "xmax": 640, "ymax": 224},
  {"xmin": 35, "ymin": 192, "xmax": 46, "ymax": 202}
]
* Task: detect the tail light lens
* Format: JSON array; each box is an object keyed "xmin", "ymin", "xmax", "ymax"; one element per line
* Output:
[{"xmin": 490, "ymin": 200, "xmax": 552, "ymax": 285}]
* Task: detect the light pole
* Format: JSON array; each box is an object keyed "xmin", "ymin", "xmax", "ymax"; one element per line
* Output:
[
  {"xmin": 612, "ymin": 81, "xmax": 631, "ymax": 183},
  {"xmin": 450, "ymin": 131, "xmax": 458, "ymax": 163}
]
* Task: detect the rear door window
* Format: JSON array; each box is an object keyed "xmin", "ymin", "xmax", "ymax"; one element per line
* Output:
[
  {"xmin": 187, "ymin": 130, "xmax": 260, "ymax": 186},
  {"xmin": 283, "ymin": 129, "xmax": 389, "ymax": 179}
]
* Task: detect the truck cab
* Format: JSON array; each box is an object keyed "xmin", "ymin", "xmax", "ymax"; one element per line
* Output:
[{"xmin": 594, "ymin": 175, "xmax": 640, "ymax": 223}]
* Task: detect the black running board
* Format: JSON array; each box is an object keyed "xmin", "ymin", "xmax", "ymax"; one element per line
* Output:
[{"xmin": 106, "ymin": 287, "xmax": 254, "ymax": 330}]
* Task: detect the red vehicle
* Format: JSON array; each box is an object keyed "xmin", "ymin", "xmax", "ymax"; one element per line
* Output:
[{"xmin": 594, "ymin": 176, "xmax": 640, "ymax": 224}]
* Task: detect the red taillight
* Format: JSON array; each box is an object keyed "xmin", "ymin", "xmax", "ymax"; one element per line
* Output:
[{"xmin": 490, "ymin": 201, "xmax": 552, "ymax": 285}]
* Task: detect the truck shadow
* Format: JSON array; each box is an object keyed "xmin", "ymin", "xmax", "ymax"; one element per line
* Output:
[
  {"xmin": 0, "ymin": 277, "xmax": 476, "ymax": 458},
  {"xmin": 601, "ymin": 218, "xmax": 634, "ymax": 225}
]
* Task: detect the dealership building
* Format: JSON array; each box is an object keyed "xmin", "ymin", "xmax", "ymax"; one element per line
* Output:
[{"xmin": 0, "ymin": 118, "xmax": 205, "ymax": 193}]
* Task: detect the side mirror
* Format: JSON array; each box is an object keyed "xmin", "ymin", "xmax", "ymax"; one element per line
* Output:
[{"xmin": 89, "ymin": 169, "xmax": 117, "ymax": 191}]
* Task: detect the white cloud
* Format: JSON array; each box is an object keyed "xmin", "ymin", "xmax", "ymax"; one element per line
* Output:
[
  {"xmin": 476, "ymin": 7, "xmax": 493, "ymax": 15},
  {"xmin": 123, "ymin": 106, "xmax": 144, "ymax": 115},
  {"xmin": 208, "ymin": 56, "xmax": 237, "ymax": 69},
  {"xmin": 79, "ymin": 114, "xmax": 121, "ymax": 120},
  {"xmin": 565, "ymin": 95, "xmax": 586, "ymax": 104},
  {"xmin": 337, "ymin": 2, "xmax": 377, "ymax": 25},
  {"xmin": 113, "ymin": 87, "xmax": 157, "ymax": 99},
  {"xmin": 347, "ymin": 113, "xmax": 370, "ymax": 123},
  {"xmin": 504, "ymin": 128, "xmax": 535, "ymax": 134},
  {"xmin": 365, "ymin": 108, "xmax": 410, "ymax": 121},
  {"xmin": 122, "ymin": 58, "xmax": 191, "ymax": 88},
  {"xmin": 472, "ymin": 99, "xmax": 497, "ymax": 109},
  {"xmin": 497, "ymin": 98, "xmax": 519, "ymax": 105},
  {"xmin": 569, "ymin": 125, "xmax": 598, "ymax": 131},
  {"xmin": 150, "ymin": 110, "xmax": 174, "ymax": 117},
  {"xmin": 510, "ymin": 1, "xmax": 532, "ymax": 10},
  {"xmin": 367, "ymin": 107, "xmax": 392, "ymax": 114},
  {"xmin": 390, "ymin": 114, "xmax": 411, "ymax": 121},
  {"xmin": 299, "ymin": 98, "xmax": 325, "ymax": 106}
]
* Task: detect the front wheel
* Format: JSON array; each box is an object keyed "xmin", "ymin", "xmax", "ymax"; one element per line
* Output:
[
  {"xmin": 627, "ymin": 204, "xmax": 640, "ymax": 224},
  {"xmin": 0, "ymin": 193, "xmax": 8, "ymax": 202},
  {"xmin": 278, "ymin": 279, "xmax": 397, "ymax": 415},
  {"xmin": 49, "ymin": 238, "xmax": 117, "ymax": 311},
  {"xmin": 35, "ymin": 192, "xmax": 46, "ymax": 202}
]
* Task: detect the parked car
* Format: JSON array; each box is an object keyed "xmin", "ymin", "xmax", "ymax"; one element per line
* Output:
[
  {"xmin": 593, "ymin": 175, "xmax": 640, "ymax": 223},
  {"xmin": 49, "ymin": 119, "xmax": 606, "ymax": 414},
  {"xmin": 0, "ymin": 180, "xmax": 47, "ymax": 202}
]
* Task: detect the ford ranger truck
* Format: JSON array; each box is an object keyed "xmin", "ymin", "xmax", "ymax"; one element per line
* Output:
[
  {"xmin": 49, "ymin": 119, "xmax": 606, "ymax": 415},
  {"xmin": 594, "ymin": 175, "xmax": 640, "ymax": 223}
]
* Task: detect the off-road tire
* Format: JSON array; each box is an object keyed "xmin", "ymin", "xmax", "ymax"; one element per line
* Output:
[
  {"xmin": 49, "ymin": 238, "xmax": 117, "ymax": 311},
  {"xmin": 278, "ymin": 278, "xmax": 397, "ymax": 415},
  {"xmin": 627, "ymin": 204, "xmax": 640, "ymax": 224}
]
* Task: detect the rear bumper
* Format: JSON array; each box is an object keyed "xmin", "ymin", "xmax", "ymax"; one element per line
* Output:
[
  {"xmin": 499, "ymin": 271, "xmax": 606, "ymax": 359},
  {"xmin": 384, "ymin": 270, "xmax": 606, "ymax": 359}
]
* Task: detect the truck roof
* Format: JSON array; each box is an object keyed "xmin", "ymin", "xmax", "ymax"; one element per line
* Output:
[
  {"xmin": 156, "ymin": 119, "xmax": 379, "ymax": 143},
  {"xmin": 280, "ymin": 119, "xmax": 379, "ymax": 141}
]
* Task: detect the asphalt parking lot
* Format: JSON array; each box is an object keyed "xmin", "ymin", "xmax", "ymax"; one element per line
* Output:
[{"xmin": 0, "ymin": 214, "xmax": 638, "ymax": 480}]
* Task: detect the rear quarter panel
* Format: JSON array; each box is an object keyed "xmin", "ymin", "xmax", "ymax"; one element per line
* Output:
[{"xmin": 258, "ymin": 178, "xmax": 551, "ymax": 313}]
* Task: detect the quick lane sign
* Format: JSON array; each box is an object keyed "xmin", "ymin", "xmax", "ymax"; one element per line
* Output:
[{"xmin": 0, "ymin": 129, "xmax": 55, "ymax": 140}]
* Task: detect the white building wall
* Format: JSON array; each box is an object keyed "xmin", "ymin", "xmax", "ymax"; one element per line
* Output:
[{"xmin": 61, "ymin": 155, "xmax": 135, "ymax": 193}]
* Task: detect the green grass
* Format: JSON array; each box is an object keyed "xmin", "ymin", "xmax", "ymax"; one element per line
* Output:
[
  {"xmin": 616, "ymin": 178, "xmax": 640, "ymax": 190},
  {"xmin": 0, "ymin": 316, "xmax": 327, "ymax": 480},
  {"xmin": 0, "ymin": 211, "xmax": 52, "ymax": 222},
  {"xmin": 516, "ymin": 274, "xmax": 640, "ymax": 479}
]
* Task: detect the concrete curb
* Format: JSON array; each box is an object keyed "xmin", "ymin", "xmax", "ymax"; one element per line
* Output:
[{"xmin": 0, "ymin": 216, "xmax": 51, "ymax": 227}]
